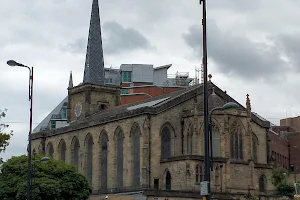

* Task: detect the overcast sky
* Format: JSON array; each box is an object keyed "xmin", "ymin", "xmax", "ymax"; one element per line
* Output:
[{"xmin": 1, "ymin": 0, "xmax": 300, "ymax": 161}]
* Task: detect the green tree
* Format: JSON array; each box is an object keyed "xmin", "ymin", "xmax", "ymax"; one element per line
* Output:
[
  {"xmin": 0, "ymin": 109, "xmax": 13, "ymax": 153},
  {"xmin": 0, "ymin": 109, "xmax": 13, "ymax": 165},
  {"xmin": 272, "ymin": 167, "xmax": 288, "ymax": 186},
  {"xmin": 272, "ymin": 167, "xmax": 295, "ymax": 196},
  {"xmin": 0, "ymin": 155, "xmax": 92, "ymax": 200}
]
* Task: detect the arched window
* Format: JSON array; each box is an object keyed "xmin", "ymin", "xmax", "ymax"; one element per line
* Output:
[
  {"xmin": 195, "ymin": 165, "xmax": 199, "ymax": 183},
  {"xmin": 230, "ymin": 121, "xmax": 243, "ymax": 160},
  {"xmin": 86, "ymin": 134, "xmax": 93, "ymax": 184},
  {"xmin": 252, "ymin": 133, "xmax": 258, "ymax": 163},
  {"xmin": 166, "ymin": 171, "xmax": 171, "ymax": 191},
  {"xmin": 187, "ymin": 124, "xmax": 193, "ymax": 155},
  {"xmin": 71, "ymin": 137, "xmax": 80, "ymax": 171},
  {"xmin": 215, "ymin": 166, "xmax": 220, "ymax": 185},
  {"xmin": 131, "ymin": 123, "xmax": 141, "ymax": 187},
  {"xmin": 259, "ymin": 174, "xmax": 266, "ymax": 192},
  {"xmin": 100, "ymin": 131, "xmax": 108, "ymax": 190},
  {"xmin": 58, "ymin": 139, "xmax": 66, "ymax": 163},
  {"xmin": 161, "ymin": 125, "xmax": 172, "ymax": 158},
  {"xmin": 115, "ymin": 127, "xmax": 124, "ymax": 188},
  {"xmin": 195, "ymin": 164, "xmax": 204, "ymax": 183},
  {"xmin": 46, "ymin": 143, "xmax": 54, "ymax": 158},
  {"xmin": 211, "ymin": 122, "xmax": 220, "ymax": 157},
  {"xmin": 200, "ymin": 165, "xmax": 204, "ymax": 182}
]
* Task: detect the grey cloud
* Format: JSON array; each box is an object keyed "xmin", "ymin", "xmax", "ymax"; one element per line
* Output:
[
  {"xmin": 63, "ymin": 21, "xmax": 154, "ymax": 55},
  {"xmin": 102, "ymin": 21, "xmax": 153, "ymax": 54},
  {"xmin": 182, "ymin": 20, "xmax": 290, "ymax": 82},
  {"xmin": 61, "ymin": 38, "xmax": 86, "ymax": 54},
  {"xmin": 207, "ymin": 0, "xmax": 262, "ymax": 12},
  {"xmin": 272, "ymin": 33, "xmax": 300, "ymax": 70}
]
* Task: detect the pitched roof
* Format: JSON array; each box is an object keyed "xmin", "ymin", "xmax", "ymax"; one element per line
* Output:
[{"xmin": 32, "ymin": 82, "xmax": 270, "ymax": 139}]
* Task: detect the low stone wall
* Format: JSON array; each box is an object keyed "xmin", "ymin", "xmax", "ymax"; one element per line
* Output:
[
  {"xmin": 258, "ymin": 195, "xmax": 291, "ymax": 200},
  {"xmin": 90, "ymin": 195, "xmax": 135, "ymax": 200}
]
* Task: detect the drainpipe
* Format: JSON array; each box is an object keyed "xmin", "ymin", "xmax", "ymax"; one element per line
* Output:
[
  {"xmin": 148, "ymin": 115, "xmax": 152, "ymax": 188},
  {"xmin": 288, "ymin": 144, "xmax": 291, "ymax": 171},
  {"xmin": 181, "ymin": 119, "xmax": 184, "ymax": 155}
]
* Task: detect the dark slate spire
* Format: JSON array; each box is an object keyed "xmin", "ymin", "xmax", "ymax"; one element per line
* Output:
[
  {"xmin": 83, "ymin": 0, "xmax": 105, "ymax": 85},
  {"xmin": 68, "ymin": 71, "xmax": 73, "ymax": 88}
]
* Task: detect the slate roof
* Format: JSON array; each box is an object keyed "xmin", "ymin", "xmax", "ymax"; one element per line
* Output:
[
  {"xmin": 83, "ymin": 0, "xmax": 105, "ymax": 85},
  {"xmin": 32, "ymin": 96, "xmax": 68, "ymax": 133},
  {"xmin": 32, "ymin": 82, "xmax": 270, "ymax": 139}
]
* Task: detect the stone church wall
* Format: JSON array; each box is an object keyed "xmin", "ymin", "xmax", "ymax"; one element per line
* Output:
[{"xmin": 31, "ymin": 92, "xmax": 275, "ymax": 195}]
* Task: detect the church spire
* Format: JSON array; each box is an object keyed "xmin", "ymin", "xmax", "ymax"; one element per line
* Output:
[
  {"xmin": 68, "ymin": 71, "xmax": 73, "ymax": 88},
  {"xmin": 83, "ymin": 0, "xmax": 105, "ymax": 85}
]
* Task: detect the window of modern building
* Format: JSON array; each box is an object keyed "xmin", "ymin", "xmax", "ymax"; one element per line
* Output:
[
  {"xmin": 122, "ymin": 71, "xmax": 132, "ymax": 82},
  {"xmin": 50, "ymin": 120, "xmax": 56, "ymax": 129},
  {"xmin": 61, "ymin": 107, "xmax": 67, "ymax": 119},
  {"xmin": 121, "ymin": 89, "xmax": 129, "ymax": 94},
  {"xmin": 105, "ymin": 78, "xmax": 113, "ymax": 84}
]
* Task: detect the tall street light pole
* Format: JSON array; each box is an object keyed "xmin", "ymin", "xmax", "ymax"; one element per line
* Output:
[
  {"xmin": 7, "ymin": 60, "xmax": 34, "ymax": 200},
  {"xmin": 199, "ymin": 0, "xmax": 210, "ymax": 199}
]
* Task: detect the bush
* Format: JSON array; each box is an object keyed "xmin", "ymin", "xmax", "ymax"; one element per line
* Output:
[{"xmin": 276, "ymin": 182, "xmax": 295, "ymax": 197}]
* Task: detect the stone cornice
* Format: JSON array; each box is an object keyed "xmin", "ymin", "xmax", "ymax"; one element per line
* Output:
[{"xmin": 160, "ymin": 155, "xmax": 227, "ymax": 163}]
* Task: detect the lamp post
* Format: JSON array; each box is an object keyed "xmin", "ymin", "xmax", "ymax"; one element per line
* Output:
[
  {"xmin": 209, "ymin": 102, "xmax": 239, "ymax": 171},
  {"xmin": 199, "ymin": 0, "xmax": 210, "ymax": 199},
  {"xmin": 7, "ymin": 60, "xmax": 33, "ymax": 200}
]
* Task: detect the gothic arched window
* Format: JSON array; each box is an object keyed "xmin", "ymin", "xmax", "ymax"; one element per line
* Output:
[
  {"xmin": 195, "ymin": 164, "xmax": 204, "ymax": 183},
  {"xmin": 215, "ymin": 166, "xmax": 220, "ymax": 185},
  {"xmin": 195, "ymin": 164, "xmax": 199, "ymax": 183},
  {"xmin": 252, "ymin": 133, "xmax": 258, "ymax": 163},
  {"xmin": 71, "ymin": 137, "xmax": 80, "ymax": 171},
  {"xmin": 58, "ymin": 139, "xmax": 66, "ymax": 163},
  {"xmin": 131, "ymin": 123, "xmax": 141, "ymax": 187},
  {"xmin": 187, "ymin": 124, "xmax": 193, "ymax": 155},
  {"xmin": 100, "ymin": 131, "xmax": 108, "ymax": 191},
  {"xmin": 211, "ymin": 122, "xmax": 220, "ymax": 157},
  {"xmin": 85, "ymin": 134, "xmax": 93, "ymax": 184},
  {"xmin": 46, "ymin": 143, "xmax": 54, "ymax": 158},
  {"xmin": 161, "ymin": 124, "xmax": 172, "ymax": 158},
  {"xmin": 115, "ymin": 127, "xmax": 124, "ymax": 188},
  {"xmin": 259, "ymin": 174, "xmax": 266, "ymax": 192},
  {"xmin": 166, "ymin": 171, "xmax": 171, "ymax": 191},
  {"xmin": 230, "ymin": 121, "xmax": 243, "ymax": 160}
]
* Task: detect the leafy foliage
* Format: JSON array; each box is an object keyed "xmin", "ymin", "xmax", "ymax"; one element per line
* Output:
[
  {"xmin": 0, "ymin": 109, "xmax": 13, "ymax": 154},
  {"xmin": 0, "ymin": 155, "xmax": 92, "ymax": 200},
  {"xmin": 272, "ymin": 167, "xmax": 295, "ymax": 196},
  {"xmin": 272, "ymin": 167, "xmax": 289, "ymax": 187}
]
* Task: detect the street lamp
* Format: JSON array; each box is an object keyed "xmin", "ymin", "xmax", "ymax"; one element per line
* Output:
[
  {"xmin": 199, "ymin": 0, "xmax": 210, "ymax": 199},
  {"xmin": 7, "ymin": 60, "xmax": 34, "ymax": 200},
  {"xmin": 209, "ymin": 102, "xmax": 239, "ymax": 171}
]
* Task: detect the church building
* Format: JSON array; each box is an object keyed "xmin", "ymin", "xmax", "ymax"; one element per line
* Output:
[{"xmin": 31, "ymin": 0, "xmax": 276, "ymax": 199}]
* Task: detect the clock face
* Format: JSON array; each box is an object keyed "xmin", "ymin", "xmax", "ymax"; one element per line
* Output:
[{"xmin": 74, "ymin": 102, "xmax": 82, "ymax": 117}]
